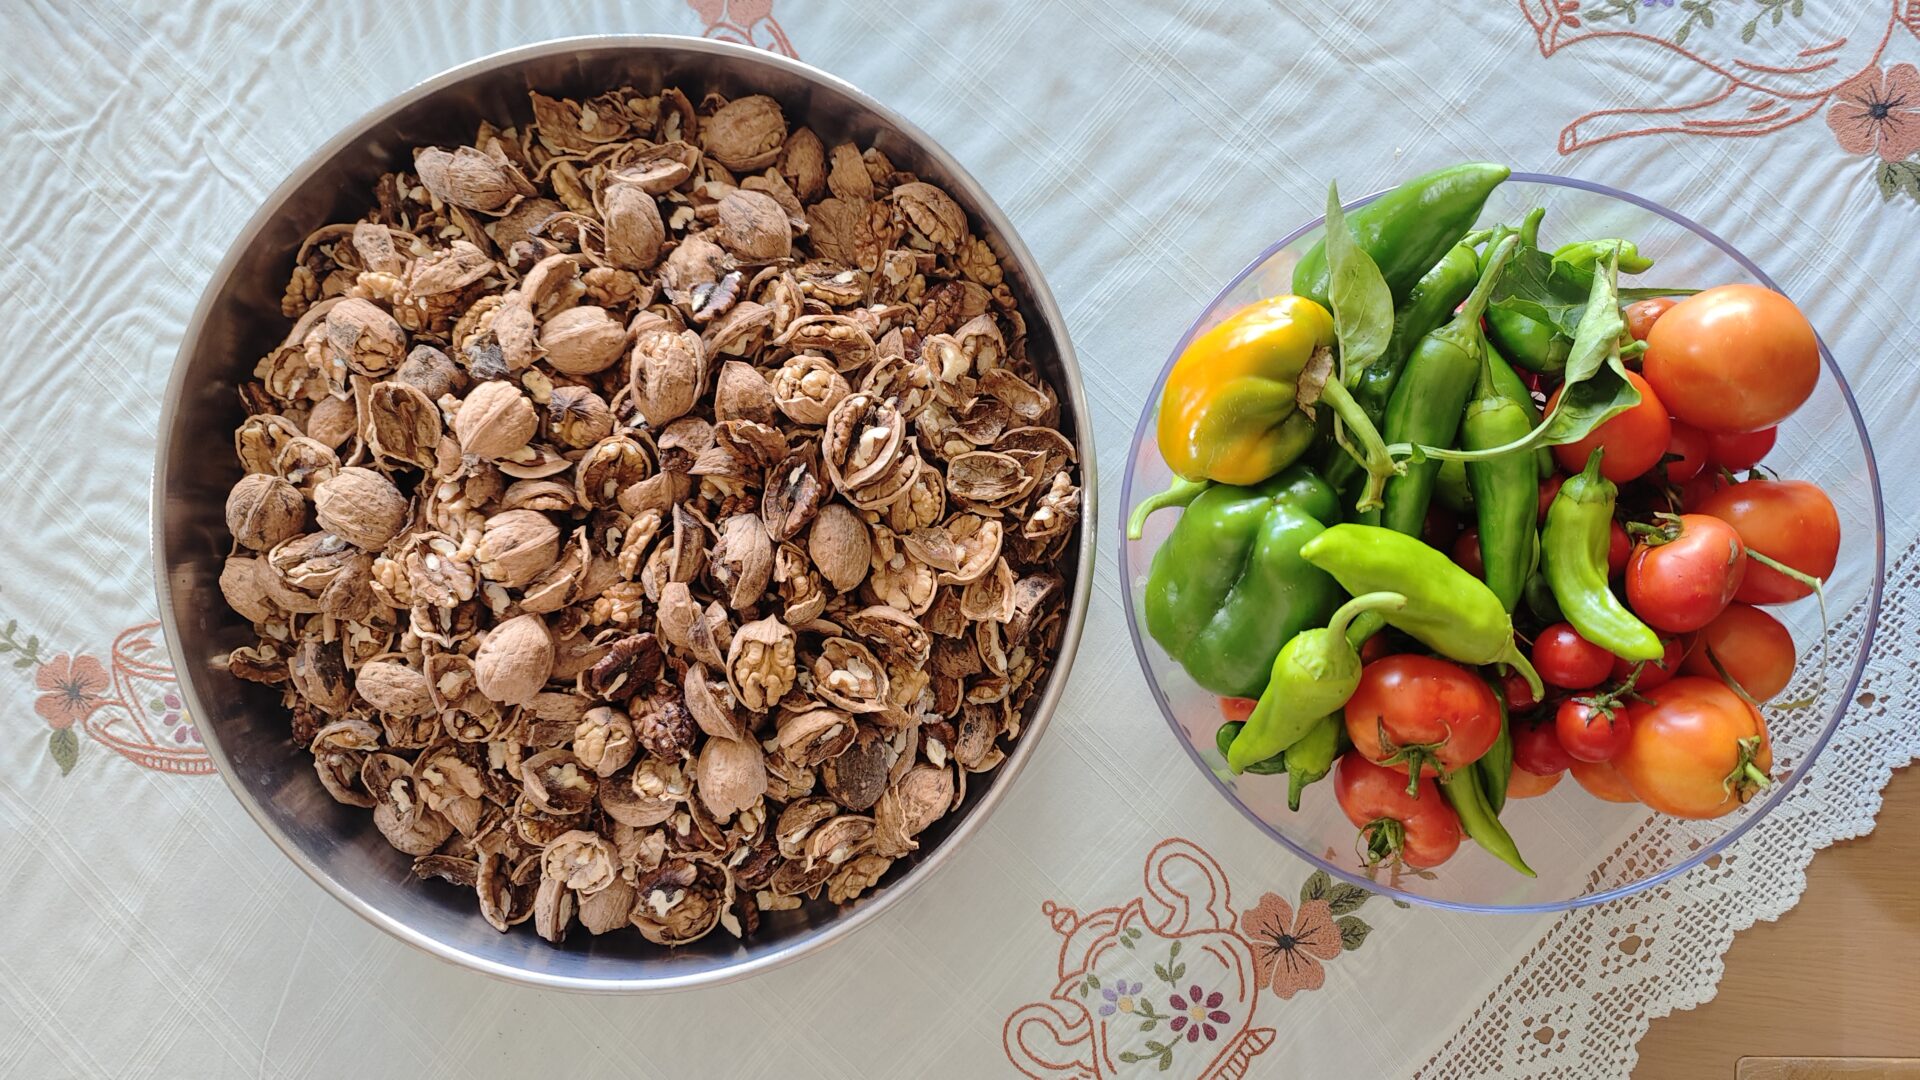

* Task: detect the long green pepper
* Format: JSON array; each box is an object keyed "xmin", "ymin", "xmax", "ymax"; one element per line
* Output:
[
  {"xmin": 1476, "ymin": 687, "xmax": 1514, "ymax": 815},
  {"xmin": 1227, "ymin": 592, "xmax": 1405, "ymax": 773},
  {"xmin": 1379, "ymin": 235, "xmax": 1519, "ymax": 537},
  {"xmin": 1283, "ymin": 714, "xmax": 1343, "ymax": 811},
  {"xmin": 1462, "ymin": 345, "xmax": 1540, "ymax": 613},
  {"xmin": 1542, "ymin": 449, "xmax": 1665, "ymax": 661},
  {"xmin": 1440, "ymin": 766, "xmax": 1534, "ymax": 877},
  {"xmin": 1292, "ymin": 162, "xmax": 1511, "ymax": 311}
]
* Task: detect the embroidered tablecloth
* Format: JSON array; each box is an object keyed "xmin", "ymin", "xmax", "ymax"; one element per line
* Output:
[{"xmin": 5, "ymin": 2, "xmax": 1919, "ymax": 1077}]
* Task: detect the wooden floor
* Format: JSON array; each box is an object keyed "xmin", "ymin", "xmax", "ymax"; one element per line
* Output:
[{"xmin": 1633, "ymin": 765, "xmax": 1920, "ymax": 1079}]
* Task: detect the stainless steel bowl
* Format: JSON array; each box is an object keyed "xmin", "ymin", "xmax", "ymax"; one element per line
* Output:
[{"xmin": 152, "ymin": 35, "xmax": 1093, "ymax": 992}]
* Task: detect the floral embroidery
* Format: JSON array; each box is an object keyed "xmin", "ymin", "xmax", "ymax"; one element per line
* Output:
[
  {"xmin": 685, "ymin": 0, "xmax": 797, "ymax": 58},
  {"xmin": 1240, "ymin": 894, "xmax": 1342, "ymax": 999},
  {"xmin": 1098, "ymin": 980, "xmax": 1145, "ymax": 1017},
  {"xmin": 33, "ymin": 653, "xmax": 108, "ymax": 730},
  {"xmin": 1166, "ymin": 985, "xmax": 1231, "ymax": 1043},
  {"xmin": 9, "ymin": 615, "xmax": 212, "ymax": 777},
  {"xmin": 1829, "ymin": 63, "xmax": 1920, "ymax": 160}
]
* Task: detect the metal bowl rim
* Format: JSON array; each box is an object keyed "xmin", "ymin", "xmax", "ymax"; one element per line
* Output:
[{"xmin": 151, "ymin": 32, "xmax": 1096, "ymax": 992}]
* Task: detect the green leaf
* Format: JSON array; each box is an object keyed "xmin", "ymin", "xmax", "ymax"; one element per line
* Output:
[
  {"xmin": 5, "ymin": 618, "xmax": 17, "ymax": 636},
  {"xmin": 1325, "ymin": 880, "xmax": 1372, "ymax": 916},
  {"xmin": 1153, "ymin": 962, "xmax": 1170, "ymax": 982},
  {"xmin": 1079, "ymin": 983, "xmax": 1089, "ymax": 998},
  {"xmin": 1168, "ymin": 940, "xmax": 1180, "ymax": 959},
  {"xmin": 1086, "ymin": 973, "xmax": 1101, "ymax": 989},
  {"xmin": 1169, "ymin": 963, "xmax": 1186, "ymax": 981},
  {"xmin": 1323, "ymin": 182, "xmax": 1394, "ymax": 380},
  {"xmin": 49, "ymin": 728, "xmax": 78, "ymax": 775},
  {"xmin": 1879, "ymin": 162, "xmax": 1900, "ymax": 201},
  {"xmin": 1617, "ymin": 287, "xmax": 1701, "ymax": 302},
  {"xmin": 1336, "ymin": 915, "xmax": 1373, "ymax": 951},
  {"xmin": 0, "ymin": 642, "xmax": 11, "ymax": 654},
  {"xmin": 1300, "ymin": 869, "xmax": 1332, "ymax": 906},
  {"xmin": 13, "ymin": 657, "xmax": 32, "ymax": 670}
]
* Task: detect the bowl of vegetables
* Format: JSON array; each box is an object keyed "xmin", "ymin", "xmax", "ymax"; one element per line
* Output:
[{"xmin": 1120, "ymin": 168, "xmax": 1883, "ymax": 912}]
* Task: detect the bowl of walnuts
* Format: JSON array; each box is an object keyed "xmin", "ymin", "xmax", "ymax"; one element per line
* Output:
[{"xmin": 153, "ymin": 35, "xmax": 1092, "ymax": 991}]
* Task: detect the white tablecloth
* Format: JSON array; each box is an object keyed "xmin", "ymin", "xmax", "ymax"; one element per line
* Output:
[{"xmin": 5, "ymin": 1, "xmax": 1919, "ymax": 1077}]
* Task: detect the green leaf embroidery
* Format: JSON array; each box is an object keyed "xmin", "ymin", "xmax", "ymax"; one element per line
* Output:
[
  {"xmin": 1086, "ymin": 973, "xmax": 1101, "ymax": 990},
  {"xmin": 49, "ymin": 728, "xmax": 79, "ymax": 775},
  {"xmin": 13, "ymin": 657, "xmax": 31, "ymax": 670},
  {"xmin": 1336, "ymin": 915, "xmax": 1373, "ymax": 951},
  {"xmin": 1582, "ymin": 0, "xmax": 1640, "ymax": 23},
  {"xmin": 1324, "ymin": 880, "xmax": 1372, "ymax": 917},
  {"xmin": 1878, "ymin": 160, "xmax": 1920, "ymax": 204},
  {"xmin": 1323, "ymin": 182, "xmax": 1394, "ymax": 381},
  {"xmin": 1153, "ymin": 962, "xmax": 1171, "ymax": 983},
  {"xmin": 1299, "ymin": 869, "xmax": 1331, "ymax": 906},
  {"xmin": 1168, "ymin": 963, "xmax": 1186, "ymax": 981},
  {"xmin": 1168, "ymin": 941, "xmax": 1180, "ymax": 959}
]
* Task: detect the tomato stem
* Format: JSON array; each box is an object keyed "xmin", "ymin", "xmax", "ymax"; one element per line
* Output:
[
  {"xmin": 1372, "ymin": 719, "xmax": 1447, "ymax": 797},
  {"xmin": 1745, "ymin": 549, "xmax": 1824, "ymax": 595},
  {"xmin": 1722, "ymin": 734, "xmax": 1773, "ymax": 803},
  {"xmin": 1357, "ymin": 817, "xmax": 1406, "ymax": 871}
]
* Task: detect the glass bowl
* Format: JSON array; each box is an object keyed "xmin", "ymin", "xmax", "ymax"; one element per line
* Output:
[{"xmin": 1118, "ymin": 173, "xmax": 1884, "ymax": 913}]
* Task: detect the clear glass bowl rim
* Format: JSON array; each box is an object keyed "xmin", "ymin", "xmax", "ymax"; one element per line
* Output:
[{"xmin": 1117, "ymin": 171, "xmax": 1887, "ymax": 914}]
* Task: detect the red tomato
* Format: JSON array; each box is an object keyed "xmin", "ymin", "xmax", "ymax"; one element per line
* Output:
[
  {"xmin": 1682, "ymin": 603, "xmax": 1797, "ymax": 702},
  {"xmin": 1344, "ymin": 655, "xmax": 1502, "ymax": 777},
  {"xmin": 1453, "ymin": 527, "xmax": 1485, "ymax": 577},
  {"xmin": 1608, "ymin": 520, "xmax": 1631, "ymax": 577},
  {"xmin": 1570, "ymin": 758, "xmax": 1639, "ymax": 803},
  {"xmin": 1498, "ymin": 669, "xmax": 1541, "ymax": 712},
  {"xmin": 1358, "ymin": 632, "xmax": 1393, "ymax": 665},
  {"xmin": 1643, "ymin": 284, "xmax": 1819, "ymax": 433},
  {"xmin": 1624, "ymin": 514, "xmax": 1748, "ymax": 632},
  {"xmin": 1663, "ymin": 420, "xmax": 1710, "ymax": 484},
  {"xmin": 1548, "ymin": 372, "xmax": 1672, "ymax": 483},
  {"xmin": 1513, "ymin": 718, "xmax": 1576, "ymax": 775},
  {"xmin": 1695, "ymin": 479, "xmax": 1839, "ymax": 604},
  {"xmin": 1706, "ymin": 427, "xmax": 1776, "ymax": 471},
  {"xmin": 1556, "ymin": 697, "xmax": 1634, "ymax": 763},
  {"xmin": 1616, "ymin": 677, "xmax": 1773, "ymax": 818},
  {"xmin": 1538, "ymin": 473, "xmax": 1565, "ymax": 522},
  {"xmin": 1423, "ymin": 504, "xmax": 1462, "ymax": 550},
  {"xmin": 1333, "ymin": 752, "xmax": 1463, "ymax": 869},
  {"xmin": 1532, "ymin": 622, "xmax": 1615, "ymax": 690},
  {"xmin": 1219, "ymin": 697, "xmax": 1257, "ymax": 723},
  {"xmin": 1681, "ymin": 469, "xmax": 1735, "ymax": 511},
  {"xmin": 1507, "ymin": 766, "xmax": 1564, "ymax": 799},
  {"xmin": 1609, "ymin": 635, "xmax": 1686, "ymax": 690},
  {"xmin": 1625, "ymin": 296, "xmax": 1678, "ymax": 341}
]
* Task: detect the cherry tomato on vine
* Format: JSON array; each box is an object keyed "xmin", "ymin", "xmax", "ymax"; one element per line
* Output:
[
  {"xmin": 1644, "ymin": 284, "xmax": 1819, "ymax": 433},
  {"xmin": 1513, "ymin": 719, "xmax": 1576, "ymax": 776},
  {"xmin": 1663, "ymin": 420, "xmax": 1710, "ymax": 484},
  {"xmin": 1548, "ymin": 371, "xmax": 1672, "ymax": 483},
  {"xmin": 1682, "ymin": 603, "xmax": 1797, "ymax": 702},
  {"xmin": 1333, "ymin": 752, "xmax": 1462, "ymax": 869},
  {"xmin": 1624, "ymin": 514, "xmax": 1747, "ymax": 633},
  {"xmin": 1609, "ymin": 635, "xmax": 1686, "ymax": 690},
  {"xmin": 1570, "ymin": 758, "xmax": 1639, "ymax": 803},
  {"xmin": 1695, "ymin": 479, "xmax": 1839, "ymax": 605},
  {"xmin": 1453, "ymin": 527, "xmax": 1485, "ymax": 577},
  {"xmin": 1616, "ymin": 677, "xmax": 1773, "ymax": 819},
  {"xmin": 1556, "ymin": 697, "xmax": 1634, "ymax": 763},
  {"xmin": 1706, "ymin": 427, "xmax": 1776, "ymax": 471},
  {"xmin": 1625, "ymin": 296, "xmax": 1678, "ymax": 341},
  {"xmin": 1532, "ymin": 622, "xmax": 1614, "ymax": 690},
  {"xmin": 1344, "ymin": 655, "xmax": 1501, "ymax": 778},
  {"xmin": 1507, "ymin": 766, "xmax": 1564, "ymax": 799}
]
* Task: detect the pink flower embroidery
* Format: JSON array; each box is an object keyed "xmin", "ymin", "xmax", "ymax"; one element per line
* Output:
[
  {"xmin": 34, "ymin": 653, "xmax": 109, "ymax": 730},
  {"xmin": 1240, "ymin": 892, "xmax": 1342, "ymax": 1000},
  {"xmin": 1827, "ymin": 64, "xmax": 1920, "ymax": 162}
]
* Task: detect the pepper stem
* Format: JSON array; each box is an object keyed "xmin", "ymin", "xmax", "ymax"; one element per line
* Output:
[
  {"xmin": 1326, "ymin": 592, "xmax": 1407, "ymax": 642},
  {"xmin": 1125, "ymin": 477, "xmax": 1210, "ymax": 541},
  {"xmin": 1316, "ymin": 377, "xmax": 1400, "ymax": 512},
  {"xmin": 1497, "ymin": 640, "xmax": 1545, "ymax": 702},
  {"xmin": 1457, "ymin": 234, "xmax": 1520, "ymax": 329}
]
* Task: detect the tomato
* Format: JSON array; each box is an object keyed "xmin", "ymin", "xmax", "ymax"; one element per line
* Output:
[
  {"xmin": 1344, "ymin": 655, "xmax": 1502, "ymax": 777},
  {"xmin": 1507, "ymin": 766, "xmax": 1564, "ymax": 799},
  {"xmin": 1556, "ymin": 697, "xmax": 1633, "ymax": 763},
  {"xmin": 1615, "ymin": 677, "xmax": 1773, "ymax": 818},
  {"xmin": 1498, "ymin": 669, "xmax": 1541, "ymax": 712},
  {"xmin": 1609, "ymin": 635, "xmax": 1686, "ymax": 690},
  {"xmin": 1696, "ymin": 479, "xmax": 1839, "ymax": 604},
  {"xmin": 1423, "ymin": 504, "xmax": 1462, "ymax": 550},
  {"xmin": 1453, "ymin": 527, "xmax": 1484, "ymax": 577},
  {"xmin": 1643, "ymin": 284, "xmax": 1819, "ymax": 433},
  {"xmin": 1608, "ymin": 520, "xmax": 1631, "ymax": 577},
  {"xmin": 1513, "ymin": 718, "xmax": 1576, "ymax": 775},
  {"xmin": 1548, "ymin": 371, "xmax": 1672, "ymax": 483},
  {"xmin": 1358, "ymin": 632, "xmax": 1393, "ymax": 665},
  {"xmin": 1662, "ymin": 420, "xmax": 1710, "ymax": 484},
  {"xmin": 1625, "ymin": 296, "xmax": 1678, "ymax": 341},
  {"xmin": 1533, "ymin": 622, "xmax": 1614, "ymax": 690},
  {"xmin": 1682, "ymin": 603, "xmax": 1797, "ymax": 702},
  {"xmin": 1706, "ymin": 427, "xmax": 1776, "ymax": 471},
  {"xmin": 1537, "ymin": 473, "xmax": 1565, "ymax": 522},
  {"xmin": 1570, "ymin": 758, "xmax": 1638, "ymax": 803},
  {"xmin": 1681, "ymin": 469, "xmax": 1735, "ymax": 511},
  {"xmin": 1624, "ymin": 514, "xmax": 1747, "ymax": 632},
  {"xmin": 1333, "ymin": 752, "xmax": 1462, "ymax": 869},
  {"xmin": 1219, "ymin": 697, "xmax": 1257, "ymax": 723}
]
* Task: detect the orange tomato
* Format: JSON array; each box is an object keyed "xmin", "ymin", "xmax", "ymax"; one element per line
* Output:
[{"xmin": 1643, "ymin": 284, "xmax": 1818, "ymax": 433}]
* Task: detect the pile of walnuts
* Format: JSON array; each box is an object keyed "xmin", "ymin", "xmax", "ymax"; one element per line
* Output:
[{"xmin": 217, "ymin": 85, "xmax": 1080, "ymax": 945}]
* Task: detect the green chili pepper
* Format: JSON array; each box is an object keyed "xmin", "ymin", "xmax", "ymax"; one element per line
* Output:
[
  {"xmin": 1462, "ymin": 346, "xmax": 1540, "ymax": 613},
  {"xmin": 1553, "ymin": 239, "xmax": 1654, "ymax": 287},
  {"xmin": 1215, "ymin": 722, "xmax": 1287, "ymax": 774},
  {"xmin": 1143, "ymin": 465, "xmax": 1343, "ymax": 698},
  {"xmin": 1486, "ymin": 307, "xmax": 1572, "ymax": 375},
  {"xmin": 1484, "ymin": 343, "xmax": 1555, "ymax": 479},
  {"xmin": 1434, "ymin": 457, "xmax": 1473, "ymax": 514},
  {"xmin": 1284, "ymin": 714, "xmax": 1342, "ymax": 811},
  {"xmin": 1126, "ymin": 477, "xmax": 1211, "ymax": 540},
  {"xmin": 1299, "ymin": 523, "xmax": 1544, "ymax": 699},
  {"xmin": 1440, "ymin": 766, "xmax": 1534, "ymax": 877},
  {"xmin": 1477, "ymin": 687, "xmax": 1514, "ymax": 816},
  {"xmin": 1542, "ymin": 449, "xmax": 1664, "ymax": 662},
  {"xmin": 1379, "ymin": 235, "xmax": 1519, "ymax": 537},
  {"xmin": 1227, "ymin": 592, "xmax": 1406, "ymax": 773},
  {"xmin": 1292, "ymin": 163, "xmax": 1511, "ymax": 311},
  {"xmin": 1322, "ymin": 242, "xmax": 1482, "ymax": 495}
]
